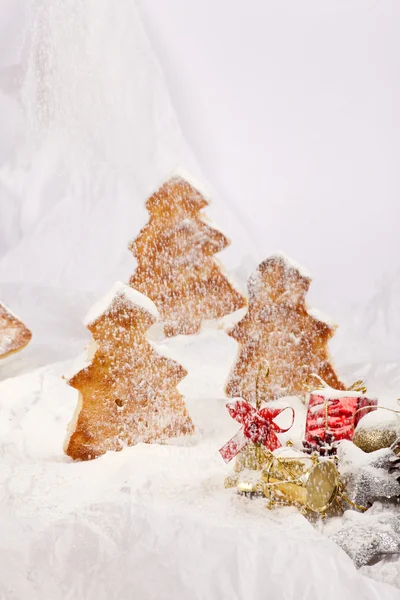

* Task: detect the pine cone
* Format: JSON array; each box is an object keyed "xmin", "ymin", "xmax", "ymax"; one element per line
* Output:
[{"xmin": 302, "ymin": 432, "xmax": 338, "ymax": 456}]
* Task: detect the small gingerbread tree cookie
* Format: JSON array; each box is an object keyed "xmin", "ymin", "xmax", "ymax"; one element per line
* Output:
[
  {"xmin": 225, "ymin": 254, "xmax": 344, "ymax": 403},
  {"xmin": 65, "ymin": 283, "xmax": 193, "ymax": 461},
  {"xmin": 0, "ymin": 302, "xmax": 32, "ymax": 359},
  {"xmin": 129, "ymin": 172, "xmax": 246, "ymax": 337}
]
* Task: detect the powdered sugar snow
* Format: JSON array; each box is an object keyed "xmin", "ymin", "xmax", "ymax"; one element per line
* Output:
[
  {"xmin": 84, "ymin": 282, "xmax": 159, "ymax": 326},
  {"xmin": 0, "ymin": 358, "xmax": 399, "ymax": 599}
]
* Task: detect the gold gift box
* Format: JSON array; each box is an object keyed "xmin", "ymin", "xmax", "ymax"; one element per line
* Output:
[{"xmin": 262, "ymin": 450, "xmax": 339, "ymax": 513}]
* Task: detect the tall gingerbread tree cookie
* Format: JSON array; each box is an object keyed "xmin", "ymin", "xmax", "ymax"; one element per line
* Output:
[
  {"xmin": 0, "ymin": 302, "xmax": 32, "ymax": 359},
  {"xmin": 226, "ymin": 254, "xmax": 344, "ymax": 403},
  {"xmin": 129, "ymin": 172, "xmax": 246, "ymax": 337},
  {"xmin": 65, "ymin": 283, "xmax": 193, "ymax": 461}
]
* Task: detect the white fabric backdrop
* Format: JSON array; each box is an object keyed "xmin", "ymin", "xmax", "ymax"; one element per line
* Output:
[
  {"xmin": 0, "ymin": 0, "xmax": 253, "ymax": 374},
  {"xmin": 138, "ymin": 0, "xmax": 400, "ymax": 310},
  {"xmin": 137, "ymin": 0, "xmax": 400, "ymax": 367},
  {"xmin": 1, "ymin": 0, "xmax": 400, "ymax": 375}
]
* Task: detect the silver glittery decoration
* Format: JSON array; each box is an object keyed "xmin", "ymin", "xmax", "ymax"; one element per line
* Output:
[
  {"xmin": 368, "ymin": 449, "xmax": 397, "ymax": 471},
  {"xmin": 343, "ymin": 467, "xmax": 400, "ymax": 508},
  {"xmin": 337, "ymin": 443, "xmax": 400, "ymax": 508},
  {"xmin": 389, "ymin": 454, "xmax": 400, "ymax": 478},
  {"xmin": 330, "ymin": 513, "xmax": 400, "ymax": 568}
]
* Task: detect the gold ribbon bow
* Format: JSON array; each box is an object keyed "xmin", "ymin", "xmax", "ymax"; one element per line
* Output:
[{"xmin": 305, "ymin": 374, "xmax": 367, "ymax": 395}]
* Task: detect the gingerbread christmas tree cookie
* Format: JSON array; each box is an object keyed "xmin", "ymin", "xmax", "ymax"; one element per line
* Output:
[
  {"xmin": 65, "ymin": 283, "xmax": 193, "ymax": 461},
  {"xmin": 226, "ymin": 254, "xmax": 344, "ymax": 403},
  {"xmin": 0, "ymin": 302, "xmax": 32, "ymax": 359},
  {"xmin": 129, "ymin": 172, "xmax": 246, "ymax": 337}
]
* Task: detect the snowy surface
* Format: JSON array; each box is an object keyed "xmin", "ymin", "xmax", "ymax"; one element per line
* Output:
[
  {"xmin": 0, "ymin": 357, "xmax": 399, "ymax": 599},
  {"xmin": 355, "ymin": 409, "xmax": 400, "ymax": 433}
]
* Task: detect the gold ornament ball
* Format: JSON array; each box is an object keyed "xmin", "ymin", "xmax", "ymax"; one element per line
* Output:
[{"xmin": 353, "ymin": 427, "xmax": 397, "ymax": 453}]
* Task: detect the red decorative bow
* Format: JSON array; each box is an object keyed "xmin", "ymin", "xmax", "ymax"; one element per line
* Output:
[{"xmin": 219, "ymin": 400, "xmax": 295, "ymax": 463}]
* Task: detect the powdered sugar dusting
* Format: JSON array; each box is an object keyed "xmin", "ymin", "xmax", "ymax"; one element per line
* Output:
[
  {"xmin": 64, "ymin": 340, "xmax": 99, "ymax": 382},
  {"xmin": 0, "ymin": 302, "xmax": 32, "ymax": 358},
  {"xmin": 274, "ymin": 251, "xmax": 312, "ymax": 279},
  {"xmin": 354, "ymin": 409, "xmax": 400, "ymax": 432},
  {"xmin": 168, "ymin": 167, "xmax": 213, "ymax": 202},
  {"xmin": 84, "ymin": 281, "xmax": 158, "ymax": 326},
  {"xmin": 337, "ymin": 439, "xmax": 390, "ymax": 469},
  {"xmin": 0, "ymin": 357, "xmax": 399, "ymax": 597},
  {"xmin": 272, "ymin": 254, "xmax": 336, "ymax": 326},
  {"xmin": 307, "ymin": 307, "xmax": 337, "ymax": 328},
  {"xmin": 66, "ymin": 284, "xmax": 193, "ymax": 460},
  {"xmin": 129, "ymin": 177, "xmax": 246, "ymax": 337},
  {"xmin": 226, "ymin": 254, "xmax": 344, "ymax": 403},
  {"xmin": 0, "ymin": 331, "xmax": 14, "ymax": 356}
]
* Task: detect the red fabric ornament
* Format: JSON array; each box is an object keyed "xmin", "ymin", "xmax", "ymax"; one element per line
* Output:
[
  {"xmin": 305, "ymin": 392, "xmax": 377, "ymax": 448},
  {"xmin": 219, "ymin": 400, "xmax": 295, "ymax": 463}
]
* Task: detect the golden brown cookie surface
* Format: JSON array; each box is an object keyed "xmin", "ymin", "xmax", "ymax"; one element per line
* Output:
[
  {"xmin": 65, "ymin": 285, "xmax": 193, "ymax": 461},
  {"xmin": 226, "ymin": 254, "xmax": 344, "ymax": 403},
  {"xmin": 129, "ymin": 176, "xmax": 246, "ymax": 337},
  {"xmin": 0, "ymin": 303, "xmax": 32, "ymax": 359}
]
